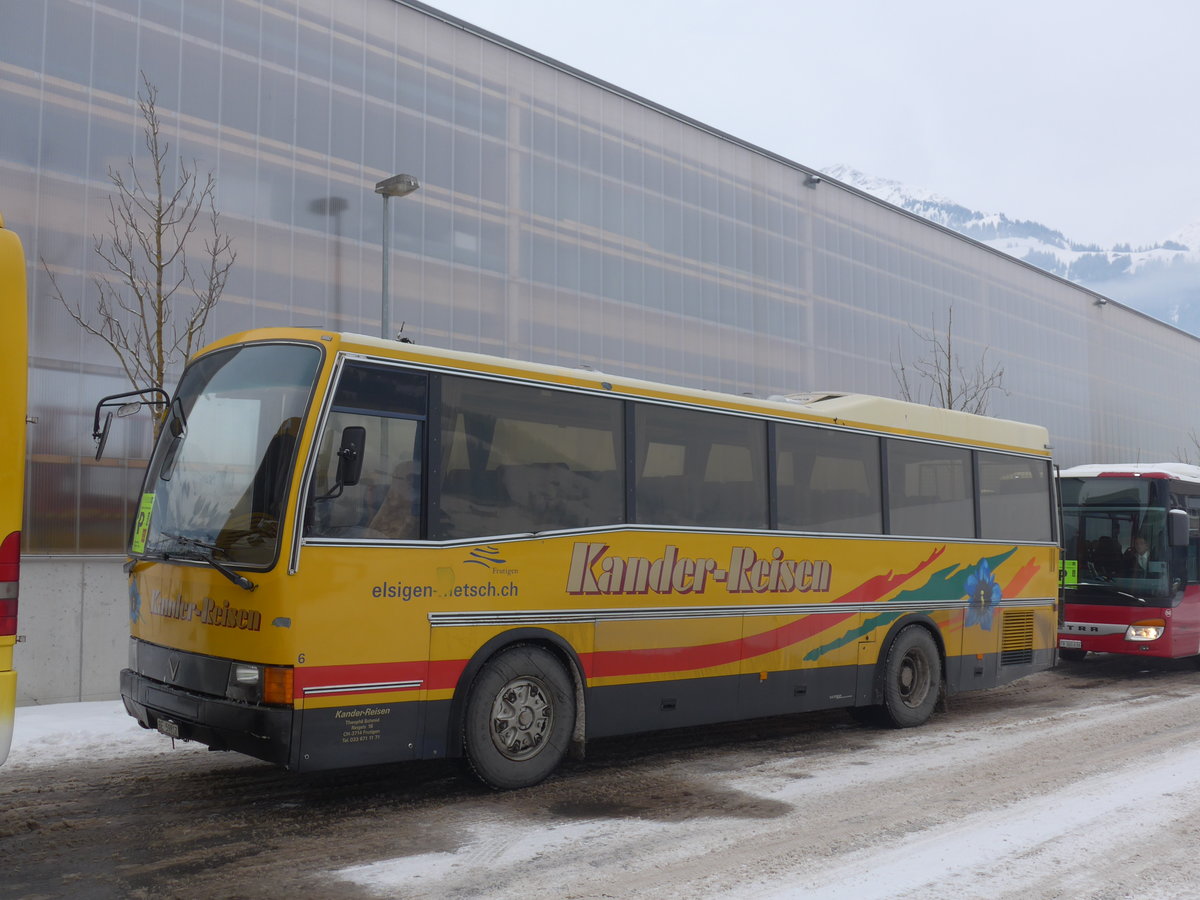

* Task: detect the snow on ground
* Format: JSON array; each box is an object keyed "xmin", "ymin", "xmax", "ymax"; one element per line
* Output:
[
  {"xmin": 7, "ymin": 700, "xmax": 208, "ymax": 767},
  {"xmin": 12, "ymin": 691, "xmax": 1200, "ymax": 900}
]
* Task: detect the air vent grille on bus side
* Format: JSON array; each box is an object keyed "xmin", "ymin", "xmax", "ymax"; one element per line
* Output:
[{"xmin": 1000, "ymin": 610, "xmax": 1035, "ymax": 666}]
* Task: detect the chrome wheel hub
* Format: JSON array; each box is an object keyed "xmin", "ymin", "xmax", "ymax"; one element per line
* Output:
[{"xmin": 490, "ymin": 676, "xmax": 553, "ymax": 761}]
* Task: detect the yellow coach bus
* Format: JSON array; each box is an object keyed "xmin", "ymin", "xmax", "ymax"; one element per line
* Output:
[
  {"xmin": 111, "ymin": 328, "xmax": 1059, "ymax": 788},
  {"xmin": 0, "ymin": 215, "xmax": 28, "ymax": 766}
]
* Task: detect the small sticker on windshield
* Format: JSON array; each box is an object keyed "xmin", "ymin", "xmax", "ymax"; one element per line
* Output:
[
  {"xmin": 1060, "ymin": 559, "xmax": 1078, "ymax": 586},
  {"xmin": 131, "ymin": 493, "xmax": 155, "ymax": 554}
]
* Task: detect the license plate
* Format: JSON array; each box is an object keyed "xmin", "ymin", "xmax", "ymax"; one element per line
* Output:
[
  {"xmin": 1059, "ymin": 639, "xmax": 1082, "ymax": 649},
  {"xmin": 156, "ymin": 717, "xmax": 181, "ymax": 738}
]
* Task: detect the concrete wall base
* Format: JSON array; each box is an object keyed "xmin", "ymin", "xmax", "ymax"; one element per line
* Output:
[{"xmin": 16, "ymin": 557, "xmax": 127, "ymax": 705}]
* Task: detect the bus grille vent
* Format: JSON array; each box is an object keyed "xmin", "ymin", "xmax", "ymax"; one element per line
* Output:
[{"xmin": 1000, "ymin": 610, "xmax": 1035, "ymax": 666}]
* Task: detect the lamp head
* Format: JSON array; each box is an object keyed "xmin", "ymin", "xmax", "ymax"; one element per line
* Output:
[{"xmin": 375, "ymin": 174, "xmax": 420, "ymax": 197}]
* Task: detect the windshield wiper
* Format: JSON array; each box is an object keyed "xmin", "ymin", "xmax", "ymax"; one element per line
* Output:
[
  {"xmin": 1070, "ymin": 581, "xmax": 1145, "ymax": 604},
  {"xmin": 158, "ymin": 531, "xmax": 257, "ymax": 592}
]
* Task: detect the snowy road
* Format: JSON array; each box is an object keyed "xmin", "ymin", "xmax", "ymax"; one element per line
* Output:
[{"xmin": 5, "ymin": 654, "xmax": 1200, "ymax": 899}]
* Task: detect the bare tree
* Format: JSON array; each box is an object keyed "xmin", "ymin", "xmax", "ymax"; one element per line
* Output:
[
  {"xmin": 893, "ymin": 305, "xmax": 1006, "ymax": 415},
  {"xmin": 1175, "ymin": 430, "xmax": 1200, "ymax": 465},
  {"xmin": 45, "ymin": 72, "xmax": 235, "ymax": 434}
]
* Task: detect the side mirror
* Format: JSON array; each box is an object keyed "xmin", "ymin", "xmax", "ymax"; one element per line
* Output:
[
  {"xmin": 1169, "ymin": 508, "xmax": 1190, "ymax": 547},
  {"xmin": 335, "ymin": 426, "xmax": 366, "ymax": 488},
  {"xmin": 94, "ymin": 412, "xmax": 114, "ymax": 462},
  {"xmin": 91, "ymin": 388, "xmax": 171, "ymax": 460}
]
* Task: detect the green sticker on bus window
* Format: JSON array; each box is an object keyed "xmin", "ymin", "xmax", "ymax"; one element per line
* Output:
[
  {"xmin": 1060, "ymin": 559, "xmax": 1078, "ymax": 586},
  {"xmin": 131, "ymin": 493, "xmax": 155, "ymax": 554}
]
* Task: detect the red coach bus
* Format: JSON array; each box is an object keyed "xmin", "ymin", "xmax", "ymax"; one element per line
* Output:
[{"xmin": 1058, "ymin": 463, "xmax": 1200, "ymax": 661}]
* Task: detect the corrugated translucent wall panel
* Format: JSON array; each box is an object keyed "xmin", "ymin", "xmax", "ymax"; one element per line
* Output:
[{"xmin": 6, "ymin": 0, "xmax": 1200, "ymax": 551}]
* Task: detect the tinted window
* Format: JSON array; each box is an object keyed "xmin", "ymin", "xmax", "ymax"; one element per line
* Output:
[
  {"xmin": 305, "ymin": 364, "xmax": 426, "ymax": 541},
  {"xmin": 435, "ymin": 378, "xmax": 624, "ymax": 539},
  {"xmin": 978, "ymin": 452, "xmax": 1052, "ymax": 542},
  {"xmin": 775, "ymin": 425, "xmax": 882, "ymax": 533},
  {"xmin": 331, "ymin": 363, "xmax": 427, "ymax": 417},
  {"xmin": 634, "ymin": 405, "xmax": 767, "ymax": 529},
  {"xmin": 887, "ymin": 440, "xmax": 975, "ymax": 538}
]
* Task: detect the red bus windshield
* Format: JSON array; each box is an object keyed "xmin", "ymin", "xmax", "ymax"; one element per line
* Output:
[{"xmin": 1060, "ymin": 477, "xmax": 1173, "ymax": 605}]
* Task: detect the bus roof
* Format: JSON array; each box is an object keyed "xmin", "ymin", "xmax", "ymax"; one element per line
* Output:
[
  {"xmin": 1059, "ymin": 463, "xmax": 1200, "ymax": 483},
  {"xmin": 200, "ymin": 328, "xmax": 1053, "ymax": 456}
]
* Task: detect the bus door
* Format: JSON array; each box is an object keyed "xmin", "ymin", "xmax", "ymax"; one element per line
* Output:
[{"xmin": 299, "ymin": 361, "xmax": 429, "ymax": 765}]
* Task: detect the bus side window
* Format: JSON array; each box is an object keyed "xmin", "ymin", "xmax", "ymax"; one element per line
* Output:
[
  {"xmin": 886, "ymin": 439, "xmax": 974, "ymax": 538},
  {"xmin": 633, "ymin": 403, "xmax": 767, "ymax": 529},
  {"xmin": 434, "ymin": 377, "xmax": 624, "ymax": 540},
  {"xmin": 774, "ymin": 424, "xmax": 882, "ymax": 534},
  {"xmin": 977, "ymin": 452, "xmax": 1052, "ymax": 543},
  {"xmin": 305, "ymin": 364, "xmax": 426, "ymax": 541}
]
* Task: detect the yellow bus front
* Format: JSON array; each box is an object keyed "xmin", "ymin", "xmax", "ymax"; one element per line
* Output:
[{"xmin": 121, "ymin": 334, "xmax": 330, "ymax": 768}]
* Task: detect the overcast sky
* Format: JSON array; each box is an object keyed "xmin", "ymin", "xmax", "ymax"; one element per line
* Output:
[{"xmin": 427, "ymin": 0, "xmax": 1200, "ymax": 249}]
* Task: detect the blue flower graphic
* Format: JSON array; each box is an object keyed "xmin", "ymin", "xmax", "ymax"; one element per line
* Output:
[
  {"xmin": 128, "ymin": 577, "xmax": 142, "ymax": 624},
  {"xmin": 965, "ymin": 560, "xmax": 1002, "ymax": 630}
]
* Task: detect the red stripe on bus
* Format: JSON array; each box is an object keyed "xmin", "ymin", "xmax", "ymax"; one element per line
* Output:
[
  {"xmin": 587, "ymin": 547, "xmax": 948, "ymax": 678},
  {"xmin": 294, "ymin": 658, "xmax": 470, "ymax": 697},
  {"xmin": 294, "ymin": 660, "xmax": 429, "ymax": 691}
]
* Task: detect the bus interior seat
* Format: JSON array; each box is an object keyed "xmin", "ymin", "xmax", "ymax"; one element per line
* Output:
[{"xmin": 368, "ymin": 461, "xmax": 419, "ymax": 539}]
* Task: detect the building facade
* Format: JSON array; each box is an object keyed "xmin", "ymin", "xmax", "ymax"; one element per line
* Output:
[{"xmin": 3, "ymin": 0, "xmax": 1198, "ymax": 700}]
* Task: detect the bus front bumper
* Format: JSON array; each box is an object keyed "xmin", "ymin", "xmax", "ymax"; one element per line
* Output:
[{"xmin": 121, "ymin": 668, "xmax": 294, "ymax": 768}]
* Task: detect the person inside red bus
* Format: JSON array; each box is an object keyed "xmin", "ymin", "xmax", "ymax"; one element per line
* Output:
[{"xmin": 1124, "ymin": 534, "xmax": 1152, "ymax": 577}]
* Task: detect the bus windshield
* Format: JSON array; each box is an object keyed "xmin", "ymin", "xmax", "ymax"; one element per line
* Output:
[
  {"xmin": 135, "ymin": 342, "xmax": 322, "ymax": 567},
  {"xmin": 1060, "ymin": 477, "xmax": 1172, "ymax": 602}
]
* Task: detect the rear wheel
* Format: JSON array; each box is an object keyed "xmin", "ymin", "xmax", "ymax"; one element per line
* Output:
[
  {"xmin": 463, "ymin": 644, "xmax": 574, "ymax": 790},
  {"xmin": 879, "ymin": 626, "xmax": 941, "ymax": 727}
]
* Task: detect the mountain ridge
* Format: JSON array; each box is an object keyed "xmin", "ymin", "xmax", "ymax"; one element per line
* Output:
[{"xmin": 822, "ymin": 164, "xmax": 1200, "ymax": 334}]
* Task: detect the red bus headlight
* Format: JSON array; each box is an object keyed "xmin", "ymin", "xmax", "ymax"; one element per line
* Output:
[{"xmin": 1125, "ymin": 620, "xmax": 1165, "ymax": 641}]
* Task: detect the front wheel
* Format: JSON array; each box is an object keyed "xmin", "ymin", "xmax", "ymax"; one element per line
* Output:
[
  {"xmin": 463, "ymin": 644, "xmax": 575, "ymax": 790},
  {"xmin": 879, "ymin": 626, "xmax": 941, "ymax": 727}
]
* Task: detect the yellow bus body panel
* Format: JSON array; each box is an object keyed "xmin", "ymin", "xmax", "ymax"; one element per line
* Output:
[
  {"xmin": 130, "ymin": 531, "xmax": 1058, "ymax": 704},
  {"xmin": 0, "ymin": 215, "xmax": 27, "ymax": 767}
]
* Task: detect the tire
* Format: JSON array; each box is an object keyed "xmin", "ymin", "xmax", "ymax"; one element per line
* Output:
[
  {"xmin": 878, "ymin": 626, "xmax": 941, "ymax": 728},
  {"xmin": 463, "ymin": 644, "xmax": 575, "ymax": 790},
  {"xmin": 1058, "ymin": 648, "xmax": 1088, "ymax": 662}
]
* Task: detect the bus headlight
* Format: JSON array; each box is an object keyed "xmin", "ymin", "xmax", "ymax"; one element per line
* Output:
[
  {"xmin": 233, "ymin": 663, "xmax": 261, "ymax": 684},
  {"xmin": 225, "ymin": 663, "xmax": 293, "ymax": 705},
  {"xmin": 1125, "ymin": 620, "xmax": 1165, "ymax": 641},
  {"xmin": 226, "ymin": 664, "xmax": 262, "ymax": 702}
]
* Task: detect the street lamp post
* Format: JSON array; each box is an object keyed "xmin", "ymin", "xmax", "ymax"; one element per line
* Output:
[{"xmin": 375, "ymin": 173, "xmax": 420, "ymax": 339}]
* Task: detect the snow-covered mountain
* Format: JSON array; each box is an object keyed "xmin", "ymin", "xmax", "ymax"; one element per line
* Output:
[{"xmin": 823, "ymin": 165, "xmax": 1200, "ymax": 334}]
